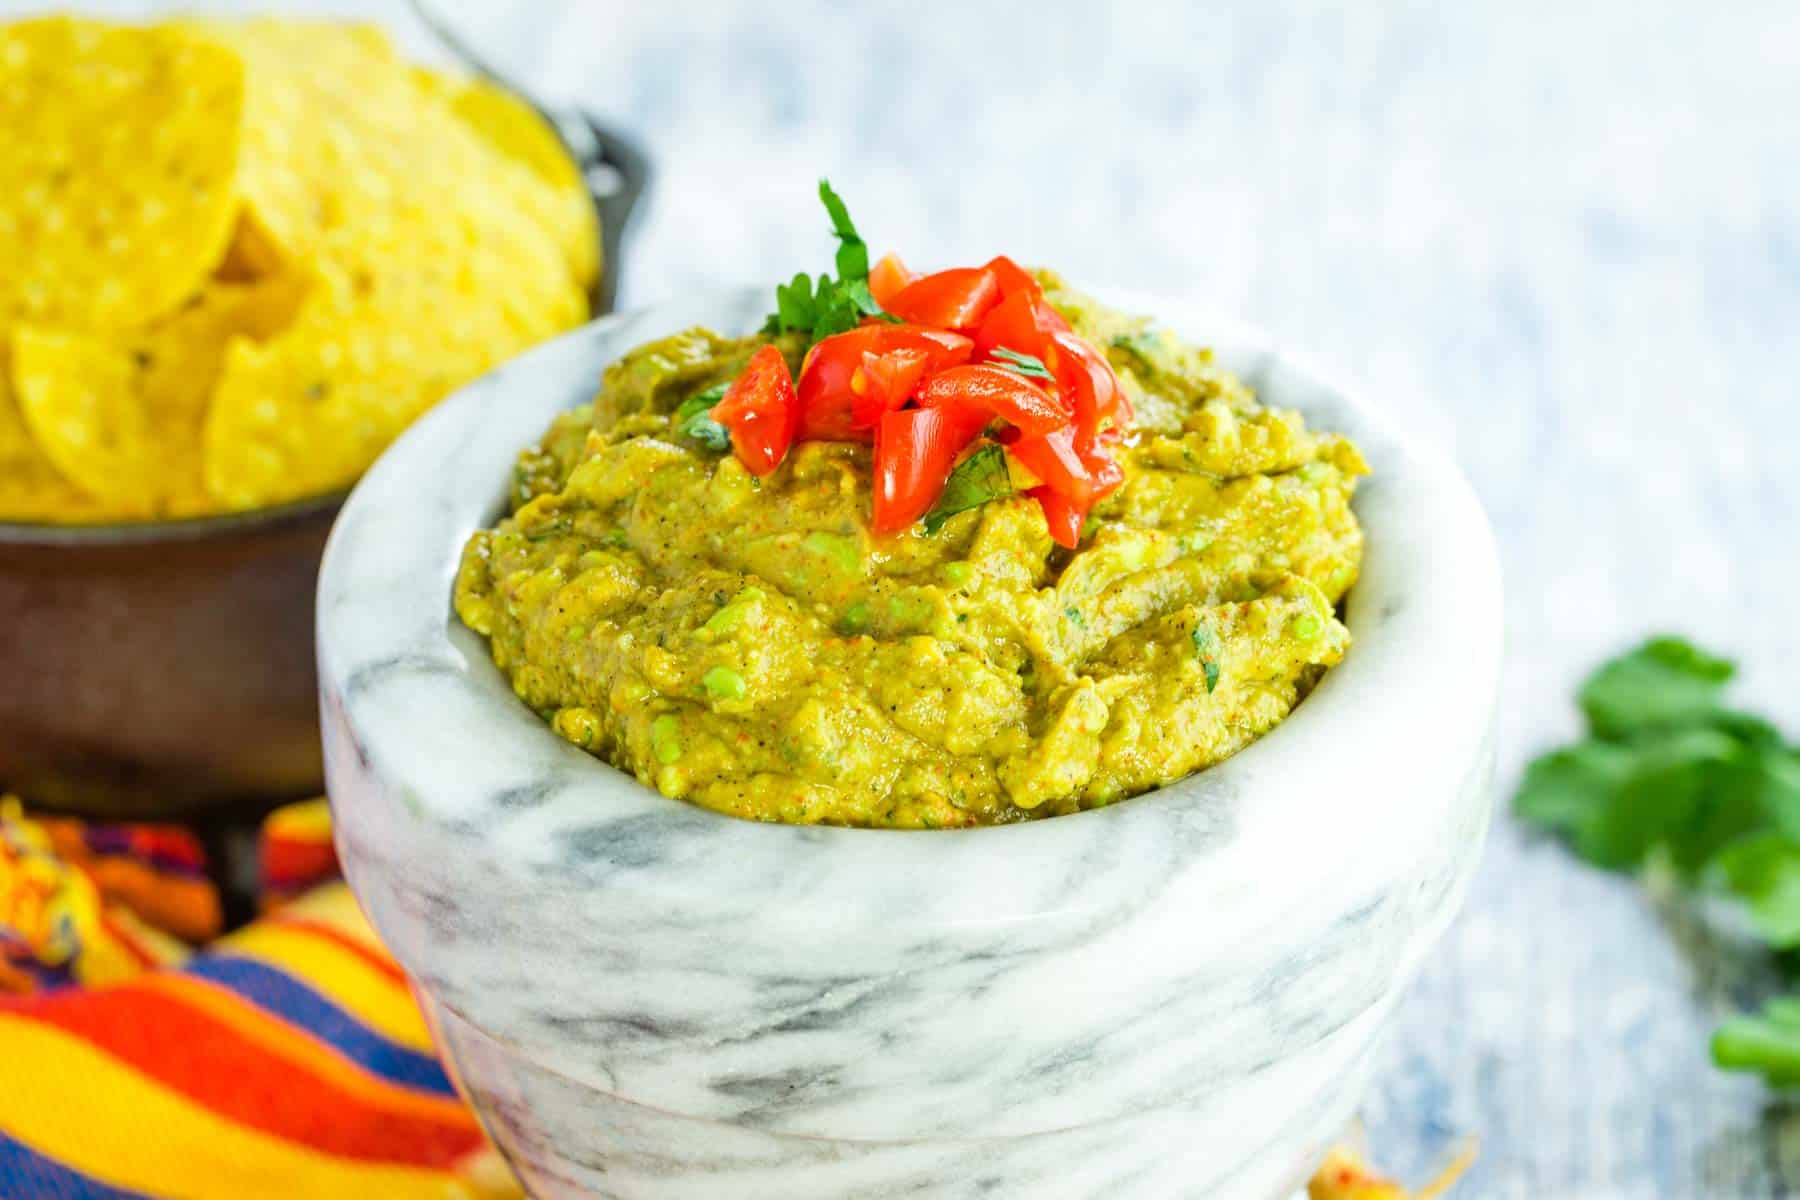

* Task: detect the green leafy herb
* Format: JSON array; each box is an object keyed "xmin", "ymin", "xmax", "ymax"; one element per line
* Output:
[
  {"xmin": 818, "ymin": 179, "xmax": 868, "ymax": 281},
  {"xmin": 1714, "ymin": 998, "xmax": 1800, "ymax": 1087},
  {"xmin": 1515, "ymin": 635, "xmax": 1800, "ymax": 1085},
  {"xmin": 674, "ymin": 383, "xmax": 731, "ymax": 452},
  {"xmin": 1110, "ymin": 329, "xmax": 1162, "ymax": 360},
  {"xmin": 921, "ymin": 443, "xmax": 1016, "ymax": 534},
  {"xmin": 987, "ymin": 347, "xmax": 1054, "ymax": 382},
  {"xmin": 1578, "ymin": 635, "xmax": 1736, "ymax": 739},
  {"xmin": 761, "ymin": 180, "xmax": 898, "ymax": 342},
  {"xmin": 1192, "ymin": 624, "xmax": 1222, "ymax": 693}
]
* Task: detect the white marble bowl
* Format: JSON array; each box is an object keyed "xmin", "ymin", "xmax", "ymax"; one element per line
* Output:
[{"xmin": 319, "ymin": 290, "xmax": 1502, "ymax": 1199}]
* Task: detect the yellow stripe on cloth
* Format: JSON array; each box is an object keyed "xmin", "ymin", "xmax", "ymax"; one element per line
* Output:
[
  {"xmin": 264, "ymin": 879, "xmax": 391, "ymax": 958},
  {"xmin": 215, "ymin": 920, "xmax": 435, "ymax": 1054},
  {"xmin": 0, "ymin": 1014, "xmax": 480, "ymax": 1200}
]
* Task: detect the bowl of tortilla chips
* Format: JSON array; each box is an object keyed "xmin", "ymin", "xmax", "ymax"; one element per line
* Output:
[{"xmin": 0, "ymin": 15, "xmax": 644, "ymax": 817}]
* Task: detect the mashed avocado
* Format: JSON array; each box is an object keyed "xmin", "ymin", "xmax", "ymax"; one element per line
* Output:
[{"xmin": 454, "ymin": 280, "xmax": 1367, "ymax": 828}]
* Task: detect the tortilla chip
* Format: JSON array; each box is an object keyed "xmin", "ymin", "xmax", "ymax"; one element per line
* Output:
[
  {"xmin": 11, "ymin": 276, "xmax": 307, "ymax": 515},
  {"xmin": 202, "ymin": 242, "xmax": 579, "ymax": 509},
  {"xmin": 188, "ymin": 19, "xmax": 586, "ymax": 509},
  {"xmin": 0, "ymin": 351, "xmax": 102, "ymax": 522},
  {"xmin": 0, "ymin": 18, "xmax": 243, "ymax": 332},
  {"xmin": 431, "ymin": 73, "xmax": 600, "ymax": 292},
  {"xmin": 0, "ymin": 16, "xmax": 590, "ymax": 522}
]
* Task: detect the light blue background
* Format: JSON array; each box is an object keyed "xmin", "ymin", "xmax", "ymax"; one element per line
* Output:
[{"xmin": 12, "ymin": 2, "xmax": 1800, "ymax": 1194}]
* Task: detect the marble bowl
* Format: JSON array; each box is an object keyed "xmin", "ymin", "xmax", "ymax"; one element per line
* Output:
[{"xmin": 319, "ymin": 289, "xmax": 1502, "ymax": 1200}]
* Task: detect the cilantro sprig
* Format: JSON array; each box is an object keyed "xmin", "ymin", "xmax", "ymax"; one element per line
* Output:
[
  {"xmin": 673, "ymin": 383, "xmax": 731, "ymax": 452},
  {"xmin": 1515, "ymin": 636, "xmax": 1800, "ymax": 1086},
  {"xmin": 987, "ymin": 347, "xmax": 1055, "ymax": 382},
  {"xmin": 762, "ymin": 180, "xmax": 898, "ymax": 343},
  {"xmin": 921, "ymin": 443, "xmax": 1015, "ymax": 534}
]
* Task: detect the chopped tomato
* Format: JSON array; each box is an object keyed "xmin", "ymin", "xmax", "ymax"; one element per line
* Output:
[
  {"xmin": 1031, "ymin": 486, "xmax": 1085, "ymax": 549},
  {"xmin": 712, "ymin": 344, "xmax": 798, "ymax": 476},
  {"xmin": 983, "ymin": 254, "xmax": 1040, "ymax": 299},
  {"xmin": 971, "ymin": 287, "xmax": 1071, "ymax": 360},
  {"xmin": 851, "ymin": 347, "xmax": 932, "ymax": 429},
  {"xmin": 1045, "ymin": 329, "xmax": 1123, "ymax": 447},
  {"xmin": 797, "ymin": 325, "xmax": 973, "ymax": 441},
  {"xmin": 872, "ymin": 406, "xmax": 983, "ymax": 533},
  {"xmin": 1007, "ymin": 426, "xmax": 1098, "ymax": 507},
  {"xmin": 1083, "ymin": 443, "xmax": 1125, "ymax": 499},
  {"xmin": 869, "ymin": 253, "xmax": 917, "ymax": 310},
  {"xmin": 915, "ymin": 364, "xmax": 1068, "ymax": 437},
  {"xmin": 884, "ymin": 267, "xmax": 1001, "ymax": 331}
]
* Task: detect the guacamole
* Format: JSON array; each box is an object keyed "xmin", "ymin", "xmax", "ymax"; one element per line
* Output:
[{"xmin": 454, "ymin": 280, "xmax": 1366, "ymax": 828}]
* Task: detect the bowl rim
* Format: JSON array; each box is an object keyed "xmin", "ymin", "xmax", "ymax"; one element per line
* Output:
[
  {"xmin": 0, "ymin": 490, "xmax": 349, "ymax": 547},
  {"xmin": 318, "ymin": 285, "xmax": 1504, "ymax": 921}
]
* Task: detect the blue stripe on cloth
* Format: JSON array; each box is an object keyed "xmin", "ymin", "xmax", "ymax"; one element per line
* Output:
[
  {"xmin": 0, "ymin": 1130, "xmax": 146, "ymax": 1200},
  {"xmin": 181, "ymin": 955, "xmax": 454, "ymax": 1097}
]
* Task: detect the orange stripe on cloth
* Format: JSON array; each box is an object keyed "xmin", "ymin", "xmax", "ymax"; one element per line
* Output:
[
  {"xmin": 10, "ymin": 976, "xmax": 483, "ymax": 1166},
  {"xmin": 0, "ymin": 1013, "xmax": 486, "ymax": 1200}
]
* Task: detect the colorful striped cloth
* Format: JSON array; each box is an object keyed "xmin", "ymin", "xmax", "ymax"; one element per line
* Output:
[
  {"xmin": 0, "ymin": 796, "xmax": 1459, "ymax": 1199},
  {"xmin": 0, "ymin": 797, "xmax": 519, "ymax": 1199}
]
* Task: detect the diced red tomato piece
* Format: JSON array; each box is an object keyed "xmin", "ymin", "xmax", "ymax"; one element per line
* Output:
[
  {"xmin": 869, "ymin": 253, "xmax": 918, "ymax": 310},
  {"xmin": 1045, "ymin": 329, "xmax": 1124, "ymax": 448},
  {"xmin": 971, "ymin": 288, "xmax": 1071, "ymax": 361},
  {"xmin": 1031, "ymin": 486, "xmax": 1086, "ymax": 549},
  {"xmin": 850, "ymin": 347, "xmax": 932, "ymax": 429},
  {"xmin": 872, "ymin": 406, "xmax": 983, "ymax": 533},
  {"xmin": 712, "ymin": 344, "xmax": 798, "ymax": 476},
  {"xmin": 983, "ymin": 254, "xmax": 1041, "ymax": 299},
  {"xmin": 797, "ymin": 325, "xmax": 974, "ymax": 442},
  {"xmin": 915, "ymin": 364, "xmax": 1068, "ymax": 437},
  {"xmin": 1007, "ymin": 426, "xmax": 1098, "ymax": 507},
  {"xmin": 1082, "ymin": 443, "xmax": 1125, "ymax": 500},
  {"xmin": 884, "ymin": 267, "xmax": 1001, "ymax": 331}
]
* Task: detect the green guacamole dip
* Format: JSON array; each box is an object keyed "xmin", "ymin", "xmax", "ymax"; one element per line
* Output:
[{"xmin": 454, "ymin": 279, "xmax": 1367, "ymax": 828}]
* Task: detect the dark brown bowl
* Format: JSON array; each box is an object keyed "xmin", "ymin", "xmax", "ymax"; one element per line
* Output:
[{"xmin": 0, "ymin": 113, "xmax": 647, "ymax": 822}]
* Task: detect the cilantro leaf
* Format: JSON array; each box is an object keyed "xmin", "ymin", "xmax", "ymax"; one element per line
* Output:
[
  {"xmin": 761, "ymin": 182, "xmax": 897, "ymax": 343},
  {"xmin": 1192, "ymin": 623, "xmax": 1222, "ymax": 693},
  {"xmin": 1522, "ymin": 633, "xmax": 1800, "ymax": 1090},
  {"xmin": 1579, "ymin": 636, "xmax": 1736, "ymax": 738},
  {"xmin": 763, "ymin": 273, "xmax": 821, "ymax": 335},
  {"xmin": 818, "ymin": 179, "xmax": 870, "ymax": 281},
  {"xmin": 1715, "ymin": 995, "xmax": 1800, "ymax": 1086},
  {"xmin": 674, "ymin": 383, "xmax": 731, "ymax": 452},
  {"xmin": 922, "ymin": 443, "xmax": 1015, "ymax": 534},
  {"xmin": 1513, "ymin": 740, "xmax": 1637, "ymax": 849},
  {"xmin": 1717, "ymin": 833, "xmax": 1800, "ymax": 948},
  {"xmin": 988, "ymin": 347, "xmax": 1055, "ymax": 382}
]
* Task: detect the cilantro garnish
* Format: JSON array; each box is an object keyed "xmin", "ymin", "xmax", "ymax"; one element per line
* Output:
[
  {"xmin": 1515, "ymin": 636, "xmax": 1800, "ymax": 1086},
  {"xmin": 987, "ymin": 347, "xmax": 1054, "ymax": 382},
  {"xmin": 921, "ymin": 442, "xmax": 1015, "ymax": 534},
  {"xmin": 1191, "ymin": 623, "xmax": 1222, "ymax": 693},
  {"xmin": 762, "ymin": 180, "xmax": 898, "ymax": 342},
  {"xmin": 674, "ymin": 383, "xmax": 731, "ymax": 452},
  {"xmin": 1110, "ymin": 329, "xmax": 1162, "ymax": 360}
]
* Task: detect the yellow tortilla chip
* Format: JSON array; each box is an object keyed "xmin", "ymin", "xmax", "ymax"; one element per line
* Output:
[
  {"xmin": 202, "ymin": 241, "xmax": 579, "ymax": 509},
  {"xmin": 0, "ymin": 16, "xmax": 591, "ymax": 522},
  {"xmin": 427, "ymin": 72, "xmax": 600, "ymax": 292},
  {"xmin": 186, "ymin": 19, "xmax": 586, "ymax": 510},
  {"xmin": 0, "ymin": 352, "xmax": 103, "ymax": 523},
  {"xmin": 0, "ymin": 17, "xmax": 243, "ymax": 332},
  {"xmin": 11, "ymin": 276, "xmax": 308, "ymax": 516}
]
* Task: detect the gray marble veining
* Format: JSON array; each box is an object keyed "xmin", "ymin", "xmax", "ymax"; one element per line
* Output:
[{"xmin": 317, "ymin": 290, "xmax": 1502, "ymax": 1197}]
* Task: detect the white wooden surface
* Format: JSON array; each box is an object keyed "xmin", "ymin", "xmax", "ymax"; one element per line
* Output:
[{"xmin": 13, "ymin": 1, "xmax": 1800, "ymax": 1194}]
